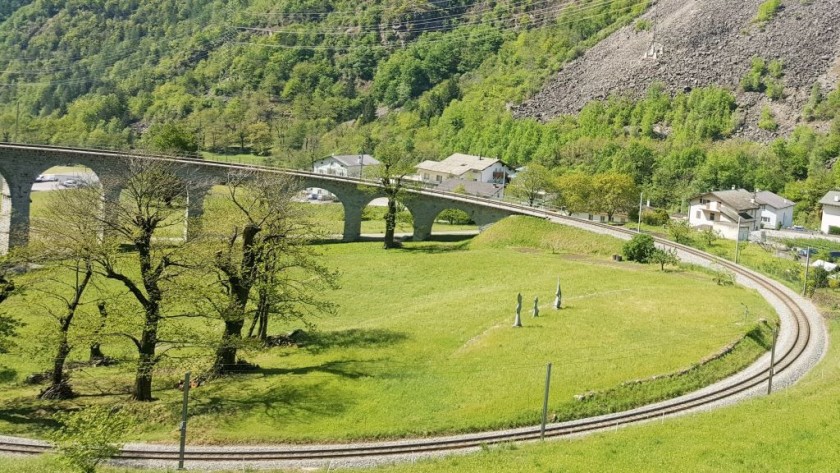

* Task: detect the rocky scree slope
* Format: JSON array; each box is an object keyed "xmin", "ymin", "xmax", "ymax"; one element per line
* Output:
[{"xmin": 514, "ymin": 0, "xmax": 840, "ymax": 139}]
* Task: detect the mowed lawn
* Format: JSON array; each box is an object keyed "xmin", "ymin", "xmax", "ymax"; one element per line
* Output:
[{"xmin": 0, "ymin": 217, "xmax": 773, "ymax": 445}]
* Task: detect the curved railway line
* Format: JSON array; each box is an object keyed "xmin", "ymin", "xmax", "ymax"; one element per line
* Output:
[{"xmin": 0, "ymin": 143, "xmax": 828, "ymax": 469}]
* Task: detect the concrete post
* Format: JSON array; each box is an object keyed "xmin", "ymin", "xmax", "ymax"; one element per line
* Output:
[{"xmin": 184, "ymin": 186, "xmax": 210, "ymax": 241}]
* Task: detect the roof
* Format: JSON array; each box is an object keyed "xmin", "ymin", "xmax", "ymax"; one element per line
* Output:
[
  {"xmin": 695, "ymin": 189, "xmax": 760, "ymax": 211},
  {"xmin": 320, "ymin": 154, "xmax": 379, "ymax": 167},
  {"xmin": 416, "ymin": 153, "xmax": 505, "ymax": 176},
  {"xmin": 755, "ymin": 190, "xmax": 794, "ymax": 209},
  {"xmin": 435, "ymin": 178, "xmax": 504, "ymax": 198},
  {"xmin": 819, "ymin": 191, "xmax": 840, "ymax": 207}
]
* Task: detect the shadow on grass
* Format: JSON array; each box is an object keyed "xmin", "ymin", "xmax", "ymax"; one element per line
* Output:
[
  {"xmin": 257, "ymin": 360, "xmax": 377, "ymax": 379},
  {"xmin": 0, "ymin": 405, "xmax": 62, "ymax": 431},
  {"xmin": 299, "ymin": 328, "xmax": 408, "ymax": 354},
  {"xmin": 0, "ymin": 368, "xmax": 17, "ymax": 383},
  {"xmin": 189, "ymin": 379, "xmax": 354, "ymax": 422},
  {"xmin": 399, "ymin": 240, "xmax": 471, "ymax": 254}
]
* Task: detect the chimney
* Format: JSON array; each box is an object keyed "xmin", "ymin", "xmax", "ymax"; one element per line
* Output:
[{"xmin": 834, "ymin": 195, "xmax": 839, "ymax": 203}]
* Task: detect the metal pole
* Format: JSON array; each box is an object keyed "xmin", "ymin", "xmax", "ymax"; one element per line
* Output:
[
  {"xmin": 541, "ymin": 362, "xmax": 552, "ymax": 440},
  {"xmin": 767, "ymin": 327, "xmax": 778, "ymax": 395},
  {"xmin": 803, "ymin": 247, "xmax": 811, "ymax": 296},
  {"xmin": 637, "ymin": 192, "xmax": 643, "ymax": 233},
  {"xmin": 178, "ymin": 371, "xmax": 191, "ymax": 470}
]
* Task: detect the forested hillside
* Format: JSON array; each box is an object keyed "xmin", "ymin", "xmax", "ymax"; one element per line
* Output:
[{"xmin": 0, "ymin": 0, "xmax": 839, "ymax": 225}]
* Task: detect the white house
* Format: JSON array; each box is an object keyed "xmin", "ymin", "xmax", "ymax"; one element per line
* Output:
[
  {"xmin": 312, "ymin": 154, "xmax": 379, "ymax": 178},
  {"xmin": 416, "ymin": 153, "xmax": 513, "ymax": 186},
  {"xmin": 820, "ymin": 191, "xmax": 840, "ymax": 234},
  {"xmin": 310, "ymin": 154, "xmax": 379, "ymax": 200},
  {"xmin": 688, "ymin": 189, "xmax": 761, "ymax": 240},
  {"xmin": 755, "ymin": 190, "xmax": 794, "ymax": 230}
]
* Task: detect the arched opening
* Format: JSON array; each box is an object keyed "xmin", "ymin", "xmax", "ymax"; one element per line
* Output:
[
  {"xmin": 431, "ymin": 208, "xmax": 480, "ymax": 236},
  {"xmin": 29, "ymin": 164, "xmax": 102, "ymax": 246},
  {"xmin": 361, "ymin": 196, "xmax": 414, "ymax": 240}
]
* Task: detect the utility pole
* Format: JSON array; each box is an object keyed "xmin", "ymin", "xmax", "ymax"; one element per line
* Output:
[
  {"xmin": 541, "ymin": 362, "xmax": 552, "ymax": 440},
  {"xmin": 767, "ymin": 327, "xmax": 778, "ymax": 395},
  {"xmin": 637, "ymin": 192, "xmax": 643, "ymax": 233},
  {"xmin": 15, "ymin": 99, "xmax": 20, "ymax": 142},
  {"xmin": 734, "ymin": 215, "xmax": 742, "ymax": 264},
  {"xmin": 802, "ymin": 247, "xmax": 812, "ymax": 296},
  {"xmin": 178, "ymin": 371, "xmax": 192, "ymax": 470}
]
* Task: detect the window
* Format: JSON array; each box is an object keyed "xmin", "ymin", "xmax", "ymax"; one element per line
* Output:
[
  {"xmin": 435, "ymin": 175, "xmax": 442, "ymax": 183},
  {"xmin": 423, "ymin": 173, "xmax": 429, "ymax": 181},
  {"xmin": 761, "ymin": 217, "xmax": 770, "ymax": 223},
  {"xmin": 695, "ymin": 210, "xmax": 701, "ymax": 219},
  {"xmin": 709, "ymin": 213, "xmax": 716, "ymax": 221}
]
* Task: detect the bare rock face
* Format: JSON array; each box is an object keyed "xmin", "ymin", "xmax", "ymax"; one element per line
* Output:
[{"xmin": 514, "ymin": 0, "xmax": 840, "ymax": 133}]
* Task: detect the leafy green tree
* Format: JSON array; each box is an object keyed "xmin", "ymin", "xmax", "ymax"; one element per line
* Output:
[
  {"xmin": 667, "ymin": 220, "xmax": 694, "ymax": 244},
  {"xmin": 145, "ymin": 122, "xmax": 198, "ymax": 155},
  {"xmin": 372, "ymin": 140, "xmax": 419, "ymax": 249},
  {"xmin": 65, "ymin": 161, "xmax": 200, "ymax": 402},
  {"xmin": 650, "ymin": 248, "xmax": 680, "ymax": 271},
  {"xmin": 200, "ymin": 171, "xmax": 337, "ymax": 374},
  {"xmin": 623, "ymin": 234, "xmax": 656, "ymax": 263},
  {"xmin": 555, "ymin": 172, "xmax": 593, "ymax": 214},
  {"xmin": 592, "ymin": 173, "xmax": 637, "ymax": 221},
  {"xmin": 508, "ymin": 163, "xmax": 553, "ymax": 207}
]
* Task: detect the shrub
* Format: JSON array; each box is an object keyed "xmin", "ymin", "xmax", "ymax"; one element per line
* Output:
[
  {"xmin": 666, "ymin": 220, "xmax": 693, "ymax": 244},
  {"xmin": 650, "ymin": 248, "xmax": 680, "ymax": 270},
  {"xmin": 758, "ymin": 106, "xmax": 778, "ymax": 131},
  {"xmin": 437, "ymin": 209, "xmax": 474, "ymax": 225},
  {"xmin": 634, "ymin": 19, "xmax": 651, "ymax": 32},
  {"xmin": 766, "ymin": 79, "xmax": 784, "ymax": 101},
  {"xmin": 623, "ymin": 234, "xmax": 656, "ymax": 263},
  {"xmin": 829, "ymin": 225, "xmax": 840, "ymax": 235},
  {"xmin": 641, "ymin": 208, "xmax": 670, "ymax": 226},
  {"xmin": 50, "ymin": 407, "xmax": 131, "ymax": 473},
  {"xmin": 755, "ymin": 0, "xmax": 781, "ymax": 22}
]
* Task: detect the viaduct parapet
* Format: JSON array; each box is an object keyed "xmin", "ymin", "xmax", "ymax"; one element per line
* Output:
[{"xmin": 0, "ymin": 144, "xmax": 520, "ymax": 253}]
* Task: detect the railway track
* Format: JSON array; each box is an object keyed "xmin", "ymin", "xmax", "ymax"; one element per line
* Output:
[{"xmin": 0, "ymin": 144, "xmax": 827, "ymax": 468}]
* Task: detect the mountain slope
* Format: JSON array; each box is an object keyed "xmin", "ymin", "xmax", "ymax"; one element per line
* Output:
[{"xmin": 515, "ymin": 0, "xmax": 840, "ymax": 135}]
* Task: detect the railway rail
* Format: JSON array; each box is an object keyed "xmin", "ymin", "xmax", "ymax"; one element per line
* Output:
[{"xmin": 0, "ymin": 143, "xmax": 827, "ymax": 469}]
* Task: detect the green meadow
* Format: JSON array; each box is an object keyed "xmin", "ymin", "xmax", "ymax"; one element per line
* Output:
[{"xmin": 0, "ymin": 215, "xmax": 774, "ymax": 447}]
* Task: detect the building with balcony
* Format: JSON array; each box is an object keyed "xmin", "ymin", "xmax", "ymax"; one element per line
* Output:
[
  {"xmin": 416, "ymin": 153, "xmax": 513, "ymax": 186},
  {"xmin": 688, "ymin": 189, "xmax": 761, "ymax": 240}
]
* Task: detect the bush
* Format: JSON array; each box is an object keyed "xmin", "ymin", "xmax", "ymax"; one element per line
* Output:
[
  {"xmin": 667, "ymin": 220, "xmax": 693, "ymax": 244},
  {"xmin": 828, "ymin": 225, "xmax": 840, "ymax": 235},
  {"xmin": 50, "ymin": 406, "xmax": 131, "ymax": 473},
  {"xmin": 623, "ymin": 234, "xmax": 656, "ymax": 263},
  {"xmin": 641, "ymin": 208, "xmax": 670, "ymax": 226},
  {"xmin": 437, "ymin": 209, "xmax": 474, "ymax": 225},
  {"xmin": 755, "ymin": 0, "xmax": 781, "ymax": 22},
  {"xmin": 758, "ymin": 106, "xmax": 778, "ymax": 131}
]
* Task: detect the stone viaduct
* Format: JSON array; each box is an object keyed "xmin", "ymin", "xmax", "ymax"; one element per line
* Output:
[{"xmin": 0, "ymin": 144, "xmax": 519, "ymax": 253}]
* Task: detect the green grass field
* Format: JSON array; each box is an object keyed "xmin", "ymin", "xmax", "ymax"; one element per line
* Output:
[{"xmin": 0, "ymin": 217, "xmax": 774, "ymax": 446}]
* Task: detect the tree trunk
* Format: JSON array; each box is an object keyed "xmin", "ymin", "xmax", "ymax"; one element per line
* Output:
[
  {"xmin": 132, "ymin": 313, "xmax": 159, "ymax": 402},
  {"xmin": 89, "ymin": 301, "xmax": 108, "ymax": 363},
  {"xmin": 256, "ymin": 290, "xmax": 269, "ymax": 341},
  {"xmin": 39, "ymin": 335, "xmax": 74, "ymax": 400},
  {"xmin": 214, "ymin": 319, "xmax": 245, "ymax": 374},
  {"xmin": 383, "ymin": 196, "xmax": 398, "ymax": 249}
]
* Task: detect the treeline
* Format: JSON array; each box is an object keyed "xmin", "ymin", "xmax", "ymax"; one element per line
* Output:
[{"xmin": 1, "ymin": 0, "xmax": 840, "ymax": 225}]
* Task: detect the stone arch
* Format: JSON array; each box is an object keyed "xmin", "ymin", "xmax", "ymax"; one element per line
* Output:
[
  {"xmin": 300, "ymin": 177, "xmax": 385, "ymax": 242},
  {"xmin": 405, "ymin": 198, "xmax": 514, "ymax": 241}
]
